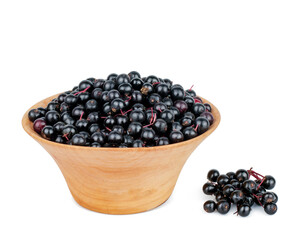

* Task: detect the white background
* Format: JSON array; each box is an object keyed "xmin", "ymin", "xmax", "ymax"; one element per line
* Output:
[{"xmin": 1, "ymin": 0, "xmax": 304, "ymax": 239}]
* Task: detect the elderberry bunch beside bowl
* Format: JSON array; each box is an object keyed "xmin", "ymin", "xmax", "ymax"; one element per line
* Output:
[
  {"xmin": 22, "ymin": 71, "xmax": 220, "ymax": 214},
  {"xmin": 203, "ymin": 168, "xmax": 278, "ymax": 216}
]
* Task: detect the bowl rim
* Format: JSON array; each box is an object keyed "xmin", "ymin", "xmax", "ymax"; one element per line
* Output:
[{"xmin": 22, "ymin": 93, "xmax": 221, "ymax": 152}]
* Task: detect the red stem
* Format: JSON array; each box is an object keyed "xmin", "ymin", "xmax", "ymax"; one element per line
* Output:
[
  {"xmin": 124, "ymin": 96, "xmax": 132, "ymax": 102},
  {"xmin": 63, "ymin": 133, "xmax": 69, "ymax": 141},
  {"xmin": 252, "ymin": 194, "xmax": 264, "ymax": 208},
  {"xmin": 74, "ymin": 86, "xmax": 90, "ymax": 96},
  {"xmin": 189, "ymin": 85, "xmax": 194, "ymax": 91},
  {"xmin": 79, "ymin": 112, "xmax": 84, "ymax": 121}
]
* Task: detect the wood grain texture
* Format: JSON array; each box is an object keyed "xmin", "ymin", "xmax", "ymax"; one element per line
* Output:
[{"xmin": 22, "ymin": 94, "xmax": 221, "ymax": 214}]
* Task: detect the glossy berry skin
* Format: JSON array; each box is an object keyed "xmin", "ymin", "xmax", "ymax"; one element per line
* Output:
[
  {"xmin": 194, "ymin": 117, "xmax": 210, "ymax": 134},
  {"xmin": 115, "ymin": 115, "xmax": 129, "ymax": 128},
  {"xmin": 33, "ymin": 118, "xmax": 46, "ymax": 134},
  {"xmin": 140, "ymin": 83, "xmax": 153, "ymax": 96},
  {"xmin": 91, "ymin": 132, "xmax": 105, "ymax": 145},
  {"xmin": 261, "ymin": 192, "xmax": 275, "ymax": 204},
  {"xmin": 130, "ymin": 78, "xmax": 143, "ymax": 90},
  {"xmin": 162, "ymin": 97, "xmax": 173, "ymax": 107},
  {"xmin": 70, "ymin": 134, "xmax": 86, "ymax": 146},
  {"xmin": 226, "ymin": 172, "xmax": 236, "ymax": 180},
  {"xmin": 72, "ymin": 106, "xmax": 85, "ymax": 118},
  {"xmin": 185, "ymin": 89, "xmax": 196, "ymax": 97},
  {"xmin": 62, "ymin": 124, "xmax": 77, "ymax": 139},
  {"xmin": 132, "ymin": 139, "xmax": 144, "ymax": 148},
  {"xmin": 174, "ymin": 100, "xmax": 188, "ymax": 114},
  {"xmin": 244, "ymin": 195, "xmax": 255, "ymax": 207},
  {"xmin": 91, "ymin": 142, "xmax": 101, "ymax": 147},
  {"xmin": 207, "ymin": 169, "xmax": 220, "ymax": 182},
  {"xmin": 103, "ymin": 80, "xmax": 116, "ymax": 91},
  {"xmin": 153, "ymin": 119, "xmax": 168, "ymax": 134},
  {"xmin": 112, "ymin": 125, "xmax": 124, "ymax": 135},
  {"xmin": 217, "ymin": 174, "xmax": 230, "ymax": 188},
  {"xmin": 235, "ymin": 169, "xmax": 249, "ymax": 183},
  {"xmin": 118, "ymin": 83, "xmax": 132, "ymax": 96},
  {"xmin": 55, "ymin": 135, "xmax": 64, "ymax": 143},
  {"xmin": 108, "ymin": 131, "xmax": 123, "ymax": 145},
  {"xmin": 170, "ymin": 107, "xmax": 181, "ymax": 120},
  {"xmin": 123, "ymin": 135, "xmax": 134, "ymax": 146},
  {"xmin": 103, "ymin": 116, "xmax": 116, "ymax": 129},
  {"xmin": 155, "ymin": 83, "xmax": 169, "ymax": 97},
  {"xmin": 171, "ymin": 122, "xmax": 183, "ymax": 131},
  {"xmin": 183, "ymin": 127, "xmax": 198, "ymax": 140},
  {"xmin": 116, "ymin": 74, "xmax": 130, "ymax": 85},
  {"xmin": 47, "ymin": 102, "xmax": 60, "ymax": 112},
  {"xmin": 203, "ymin": 200, "xmax": 216, "ymax": 213},
  {"xmin": 154, "ymin": 102, "xmax": 167, "ymax": 113},
  {"xmin": 242, "ymin": 180, "xmax": 257, "ymax": 193},
  {"xmin": 170, "ymin": 87, "xmax": 184, "ymax": 101},
  {"xmin": 130, "ymin": 90, "xmax": 142, "ymax": 103},
  {"xmin": 93, "ymin": 79, "xmax": 105, "ymax": 89},
  {"xmin": 271, "ymin": 192, "xmax": 278, "ymax": 203},
  {"xmin": 60, "ymin": 102, "xmax": 70, "ymax": 113},
  {"xmin": 102, "ymin": 102, "xmax": 112, "ymax": 115},
  {"xmin": 264, "ymin": 203, "xmax": 277, "ymax": 215},
  {"xmin": 202, "ymin": 183, "xmax": 217, "ymax": 195},
  {"xmin": 41, "ymin": 126, "xmax": 55, "ymax": 140},
  {"xmin": 192, "ymin": 103, "xmax": 206, "ymax": 116},
  {"xmin": 222, "ymin": 184, "xmax": 235, "ymax": 197},
  {"xmin": 77, "ymin": 92, "xmax": 90, "ymax": 103},
  {"xmin": 107, "ymin": 73, "xmax": 118, "ymax": 81},
  {"xmin": 64, "ymin": 94, "xmax": 78, "ymax": 106},
  {"xmin": 230, "ymin": 179, "xmax": 241, "ymax": 189},
  {"xmin": 128, "ymin": 71, "xmax": 141, "ymax": 80},
  {"xmin": 129, "ymin": 110, "xmax": 146, "ymax": 123},
  {"xmin": 169, "ymin": 130, "xmax": 184, "ymax": 143},
  {"xmin": 111, "ymin": 98, "xmax": 125, "ymax": 113},
  {"xmin": 200, "ymin": 112, "xmax": 214, "ymax": 125},
  {"xmin": 156, "ymin": 137, "xmax": 169, "ymax": 146},
  {"xmin": 87, "ymin": 112, "xmax": 100, "ymax": 124},
  {"xmin": 217, "ymin": 200, "xmax": 231, "ymax": 214},
  {"xmin": 148, "ymin": 93, "xmax": 162, "ymax": 105},
  {"xmin": 230, "ymin": 190, "xmax": 245, "ymax": 204},
  {"xmin": 238, "ymin": 204, "xmax": 251, "ymax": 217},
  {"xmin": 184, "ymin": 96, "xmax": 194, "ymax": 109},
  {"xmin": 91, "ymin": 88, "xmax": 103, "ymax": 100},
  {"xmin": 107, "ymin": 90, "xmax": 121, "ymax": 101},
  {"xmin": 215, "ymin": 192, "xmax": 225, "ymax": 202},
  {"xmin": 127, "ymin": 122, "xmax": 142, "ymax": 137},
  {"xmin": 75, "ymin": 119, "xmax": 88, "ymax": 131},
  {"xmin": 28, "ymin": 109, "xmax": 43, "ymax": 122},
  {"xmin": 180, "ymin": 117, "xmax": 192, "ymax": 127},
  {"xmin": 78, "ymin": 80, "xmax": 93, "ymax": 92},
  {"xmin": 160, "ymin": 109, "xmax": 175, "ymax": 123},
  {"xmin": 141, "ymin": 128, "xmax": 156, "ymax": 142},
  {"xmin": 261, "ymin": 175, "xmax": 276, "ymax": 190},
  {"xmin": 204, "ymin": 103, "xmax": 212, "ymax": 112},
  {"xmin": 133, "ymin": 103, "xmax": 146, "ymax": 111},
  {"xmin": 44, "ymin": 110, "xmax": 60, "ymax": 125}
]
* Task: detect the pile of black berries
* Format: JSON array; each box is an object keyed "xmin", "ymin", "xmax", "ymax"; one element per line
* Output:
[
  {"xmin": 28, "ymin": 71, "xmax": 214, "ymax": 147},
  {"xmin": 202, "ymin": 168, "xmax": 278, "ymax": 216}
]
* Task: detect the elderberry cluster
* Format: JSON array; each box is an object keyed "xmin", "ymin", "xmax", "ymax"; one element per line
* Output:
[
  {"xmin": 28, "ymin": 71, "xmax": 214, "ymax": 147},
  {"xmin": 202, "ymin": 168, "xmax": 278, "ymax": 216}
]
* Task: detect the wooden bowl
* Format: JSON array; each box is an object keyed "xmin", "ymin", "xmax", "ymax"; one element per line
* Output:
[{"xmin": 22, "ymin": 94, "xmax": 220, "ymax": 214}]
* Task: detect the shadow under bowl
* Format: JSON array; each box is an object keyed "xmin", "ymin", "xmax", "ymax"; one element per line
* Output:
[{"xmin": 22, "ymin": 94, "xmax": 220, "ymax": 214}]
